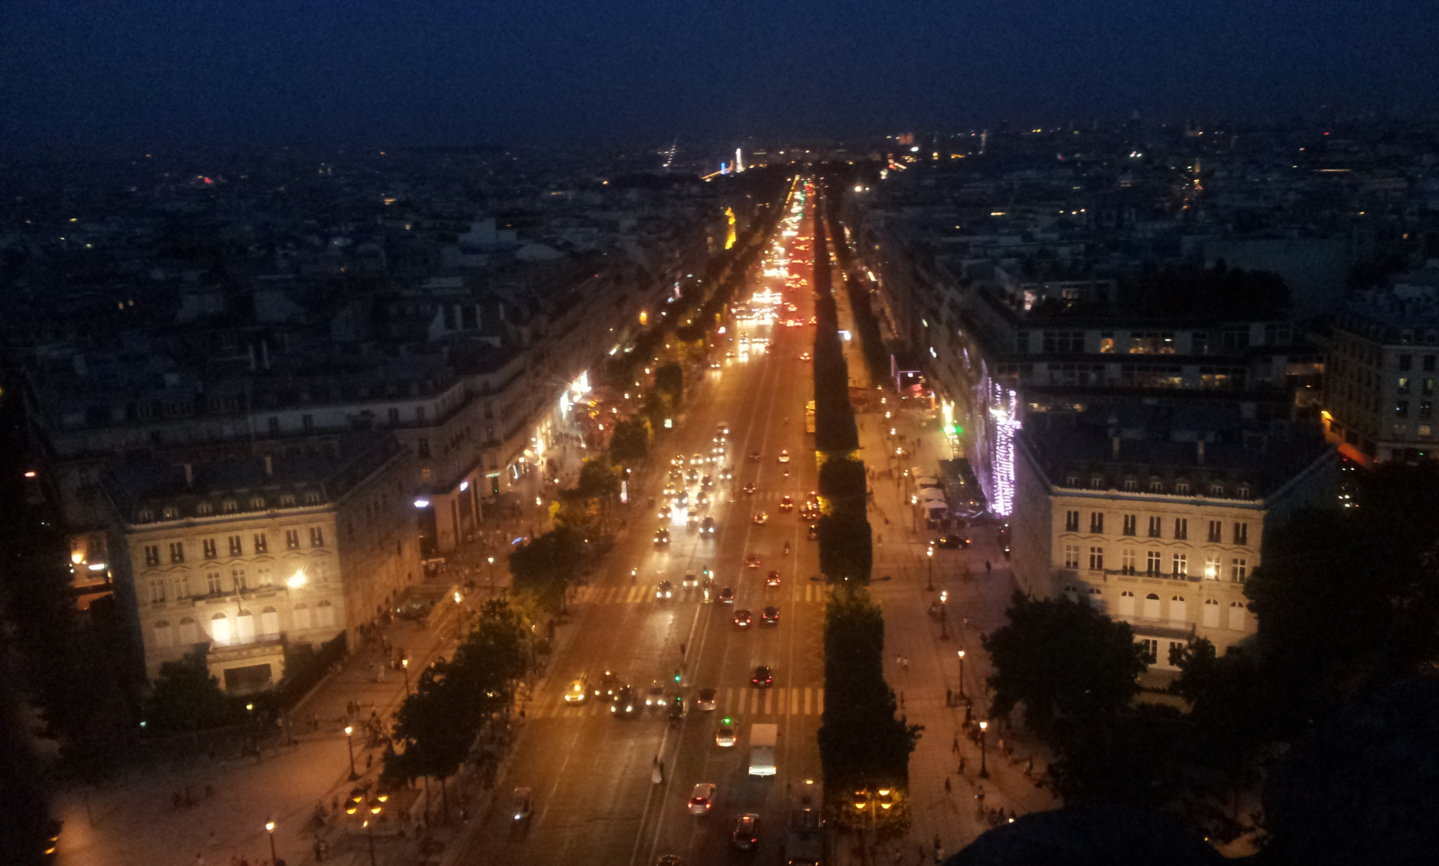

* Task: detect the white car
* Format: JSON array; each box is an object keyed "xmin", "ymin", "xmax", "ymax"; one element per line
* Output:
[
  {"xmin": 777, "ymin": 450, "xmax": 791, "ymax": 463},
  {"xmin": 688, "ymin": 782, "xmax": 717, "ymax": 815}
]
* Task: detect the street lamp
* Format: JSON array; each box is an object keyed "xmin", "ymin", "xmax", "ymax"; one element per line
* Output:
[
  {"xmin": 978, "ymin": 720, "xmax": 990, "ymax": 779},
  {"xmin": 363, "ymin": 794, "xmax": 386, "ymax": 866},
  {"xmin": 401, "ymin": 656, "xmax": 411, "ymax": 696},
  {"xmin": 926, "ymin": 543, "xmax": 935, "ymax": 591},
  {"xmin": 264, "ymin": 818, "xmax": 278, "ymax": 866},
  {"xmin": 344, "ymin": 724, "xmax": 358, "ymax": 780},
  {"xmin": 938, "ymin": 590, "xmax": 949, "ymax": 641},
  {"xmin": 957, "ymin": 650, "xmax": 966, "ymax": 699},
  {"xmin": 486, "ymin": 555, "xmax": 496, "ymax": 595}
]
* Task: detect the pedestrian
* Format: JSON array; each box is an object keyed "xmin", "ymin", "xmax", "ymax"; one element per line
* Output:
[
  {"xmin": 944, "ymin": 777, "xmax": 952, "ymax": 795},
  {"xmin": 945, "ymin": 688, "xmax": 953, "ymax": 707},
  {"xmin": 679, "ymin": 641, "xmax": 687, "ymax": 658},
  {"xmin": 951, "ymin": 735, "xmax": 959, "ymax": 754},
  {"xmin": 985, "ymin": 559, "xmax": 992, "ymax": 574}
]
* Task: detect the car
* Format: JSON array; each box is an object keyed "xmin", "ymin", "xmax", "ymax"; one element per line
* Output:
[
  {"xmin": 935, "ymin": 534, "xmax": 971, "ymax": 549},
  {"xmin": 696, "ymin": 688, "xmax": 718, "ymax": 711},
  {"xmin": 596, "ymin": 670, "xmax": 620, "ymax": 699},
  {"xmin": 807, "ymin": 523, "xmax": 819, "ymax": 540},
  {"xmin": 668, "ymin": 693, "xmax": 687, "ymax": 719},
  {"xmin": 751, "ymin": 665, "xmax": 773, "ymax": 687},
  {"xmin": 510, "ymin": 787, "xmax": 533, "ymax": 822},
  {"xmin": 611, "ymin": 685, "xmax": 639, "ymax": 718},
  {"xmin": 720, "ymin": 467, "xmax": 735, "ymax": 481},
  {"xmin": 691, "ymin": 453, "xmax": 705, "ymax": 466},
  {"xmin": 766, "ymin": 571, "xmax": 782, "ymax": 587},
  {"xmin": 658, "ymin": 580, "xmax": 677, "ymax": 600},
  {"xmin": 752, "ymin": 511, "xmax": 769, "ymax": 525},
  {"xmin": 688, "ymin": 783, "xmax": 717, "ymax": 815},
  {"xmin": 656, "ymin": 857, "xmax": 683, "ymax": 866},
  {"xmin": 744, "ymin": 554, "xmax": 761, "ymax": 569},
  {"xmin": 798, "ymin": 352, "xmax": 811, "ymax": 361},
  {"xmin": 742, "ymin": 482, "xmax": 757, "ymax": 495},
  {"xmin": 733, "ymin": 609, "xmax": 753, "ymax": 628},
  {"xmin": 682, "ymin": 573, "xmax": 699, "ymax": 588},
  {"xmin": 654, "ymin": 528, "xmax": 670, "ymax": 546},
  {"xmin": 717, "ymin": 423, "xmax": 731, "ymax": 436},
  {"xmin": 761, "ymin": 606, "xmax": 780, "ymax": 626},
  {"xmin": 701, "ymin": 516, "xmax": 716, "ymax": 536},
  {"xmin": 715, "ymin": 717, "xmax": 737, "ymax": 747},
  {"xmin": 671, "ymin": 454, "xmax": 685, "ymax": 467},
  {"xmin": 777, "ymin": 449, "xmax": 791, "ymax": 463},
  {"xmin": 564, "ymin": 675, "xmax": 589, "ymax": 704},
  {"xmin": 779, "ymin": 495, "xmax": 794, "ymax": 512},
  {"xmin": 718, "ymin": 586, "xmax": 735, "ymax": 604},
  {"xmin": 688, "ymin": 509, "xmax": 700, "ymax": 526},
  {"xmin": 645, "ymin": 681, "xmax": 668, "ymax": 708},
  {"xmin": 701, "ymin": 474, "xmax": 714, "ymax": 488},
  {"xmin": 731, "ymin": 813, "xmax": 760, "ymax": 850},
  {"xmin": 748, "ymin": 451, "xmax": 761, "ymax": 462}
]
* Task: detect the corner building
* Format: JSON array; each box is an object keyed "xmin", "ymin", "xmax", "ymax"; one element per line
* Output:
[
  {"xmin": 104, "ymin": 434, "xmax": 418, "ymax": 690},
  {"xmin": 1012, "ymin": 405, "xmax": 1335, "ymax": 668}
]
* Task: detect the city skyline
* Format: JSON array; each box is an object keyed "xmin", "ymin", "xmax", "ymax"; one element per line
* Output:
[{"xmin": 4, "ymin": 0, "xmax": 1438, "ymax": 151}]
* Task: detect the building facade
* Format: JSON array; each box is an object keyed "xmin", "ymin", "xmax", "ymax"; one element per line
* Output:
[
  {"xmin": 106, "ymin": 434, "xmax": 418, "ymax": 691},
  {"xmin": 1012, "ymin": 406, "xmax": 1336, "ymax": 668}
]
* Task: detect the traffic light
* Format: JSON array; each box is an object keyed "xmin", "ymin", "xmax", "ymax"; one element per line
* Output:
[{"xmin": 949, "ymin": 423, "xmax": 965, "ymax": 436}]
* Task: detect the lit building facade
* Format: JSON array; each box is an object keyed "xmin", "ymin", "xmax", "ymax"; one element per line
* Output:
[
  {"xmin": 105, "ymin": 434, "xmax": 418, "ymax": 691},
  {"xmin": 1012, "ymin": 406, "xmax": 1336, "ymax": 668}
]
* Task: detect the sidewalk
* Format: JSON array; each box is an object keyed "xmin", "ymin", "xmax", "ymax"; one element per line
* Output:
[{"xmin": 825, "ymin": 238, "xmax": 1062, "ymax": 865}]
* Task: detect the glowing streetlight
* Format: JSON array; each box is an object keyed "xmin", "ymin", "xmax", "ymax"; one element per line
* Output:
[
  {"xmin": 978, "ymin": 720, "xmax": 990, "ymax": 778},
  {"xmin": 344, "ymin": 724, "xmax": 358, "ymax": 780},
  {"xmin": 926, "ymin": 543, "xmax": 935, "ymax": 591},
  {"xmin": 264, "ymin": 818, "xmax": 278, "ymax": 866},
  {"xmin": 957, "ymin": 650, "xmax": 967, "ymax": 699}
]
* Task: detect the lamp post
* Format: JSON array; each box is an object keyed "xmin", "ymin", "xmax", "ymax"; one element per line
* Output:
[
  {"xmin": 486, "ymin": 555, "xmax": 496, "ymax": 596},
  {"xmin": 978, "ymin": 720, "xmax": 990, "ymax": 779},
  {"xmin": 926, "ymin": 543, "xmax": 935, "ymax": 591},
  {"xmin": 401, "ymin": 656, "xmax": 411, "ymax": 696},
  {"xmin": 264, "ymin": 818, "xmax": 278, "ymax": 866},
  {"xmin": 363, "ymin": 798, "xmax": 384, "ymax": 866},
  {"xmin": 957, "ymin": 649, "xmax": 967, "ymax": 699},
  {"xmin": 938, "ymin": 590, "xmax": 950, "ymax": 641},
  {"xmin": 344, "ymin": 724, "xmax": 358, "ymax": 780}
]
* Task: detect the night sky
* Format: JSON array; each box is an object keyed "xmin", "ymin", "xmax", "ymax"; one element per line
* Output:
[{"xmin": 3, "ymin": 0, "xmax": 1437, "ymax": 150}]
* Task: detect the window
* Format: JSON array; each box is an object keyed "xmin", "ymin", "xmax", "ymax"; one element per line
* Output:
[
  {"xmin": 1398, "ymin": 354, "xmax": 1412, "ymax": 372},
  {"xmin": 388, "ymin": 407, "xmax": 400, "ymax": 424},
  {"xmin": 1064, "ymin": 510, "xmax": 1080, "ymax": 532},
  {"xmin": 1426, "ymin": 356, "xmax": 1437, "ymax": 372},
  {"xmin": 168, "ymin": 541, "xmax": 185, "ymax": 563},
  {"xmin": 1088, "ymin": 546, "xmax": 1105, "ymax": 571},
  {"xmin": 285, "ymin": 529, "xmax": 300, "ymax": 550},
  {"xmin": 149, "ymin": 579, "xmax": 167, "ymax": 604},
  {"xmin": 1138, "ymin": 638, "xmax": 1158, "ymax": 664},
  {"xmin": 1063, "ymin": 544, "xmax": 1080, "ymax": 569},
  {"xmin": 416, "ymin": 406, "xmax": 426, "ymax": 422},
  {"xmin": 280, "ymin": 494, "xmax": 295, "ymax": 507},
  {"xmin": 1147, "ymin": 516, "xmax": 1163, "ymax": 538},
  {"xmin": 223, "ymin": 499, "xmax": 237, "ymax": 513},
  {"xmin": 1396, "ymin": 401, "xmax": 1410, "ymax": 418},
  {"xmin": 1230, "ymin": 558, "xmax": 1249, "ymax": 582},
  {"xmin": 1208, "ymin": 483, "xmax": 1224, "ymax": 496},
  {"xmin": 1146, "ymin": 550, "xmax": 1163, "ymax": 575},
  {"xmin": 1233, "ymin": 523, "xmax": 1249, "ymax": 545},
  {"xmin": 1173, "ymin": 518, "xmax": 1188, "ymax": 540},
  {"xmin": 1172, "ymin": 553, "xmax": 1188, "ymax": 577},
  {"xmin": 1088, "ymin": 475, "xmax": 1103, "ymax": 490},
  {"xmin": 228, "ymin": 535, "xmax": 243, "ymax": 556},
  {"xmin": 1203, "ymin": 598, "xmax": 1221, "ymax": 627},
  {"xmin": 144, "ymin": 545, "xmax": 161, "ymax": 567},
  {"xmin": 1121, "ymin": 514, "xmax": 1136, "ymax": 536},
  {"xmin": 1150, "ymin": 479, "xmax": 1165, "ymax": 492},
  {"xmin": 253, "ymin": 533, "xmax": 269, "ymax": 554},
  {"xmin": 1207, "ymin": 520, "xmax": 1223, "ymax": 543},
  {"xmin": 309, "ymin": 527, "xmax": 325, "ymax": 547},
  {"xmin": 302, "ymin": 414, "xmax": 314, "ymax": 432},
  {"xmin": 197, "ymin": 502, "xmax": 213, "ymax": 516},
  {"xmin": 174, "ymin": 575, "xmax": 191, "ymax": 599},
  {"xmin": 1123, "ymin": 478, "xmax": 1138, "ymax": 491},
  {"xmin": 162, "ymin": 506, "xmax": 177, "ymax": 519},
  {"xmin": 1175, "ymin": 480, "xmax": 1190, "ymax": 494},
  {"xmin": 257, "ymin": 567, "xmax": 273, "ymax": 587},
  {"xmin": 1121, "ymin": 548, "xmax": 1136, "ymax": 574},
  {"xmin": 418, "ymin": 437, "xmax": 431, "ymax": 458},
  {"xmin": 1228, "ymin": 602, "xmax": 1248, "ymax": 631},
  {"xmin": 1236, "ymin": 485, "xmax": 1250, "ymax": 498},
  {"xmin": 1089, "ymin": 512, "xmax": 1104, "ymax": 533},
  {"xmin": 268, "ymin": 417, "xmax": 280, "ymax": 434},
  {"xmin": 231, "ymin": 568, "xmax": 247, "ymax": 591},
  {"xmin": 202, "ymin": 538, "xmax": 218, "ymax": 560},
  {"xmin": 206, "ymin": 572, "xmax": 223, "ymax": 594}
]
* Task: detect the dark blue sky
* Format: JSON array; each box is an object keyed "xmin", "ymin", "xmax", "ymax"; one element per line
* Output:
[{"xmin": 3, "ymin": 0, "xmax": 1436, "ymax": 150}]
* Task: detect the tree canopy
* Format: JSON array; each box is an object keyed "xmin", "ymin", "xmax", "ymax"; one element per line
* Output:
[{"xmin": 984, "ymin": 592, "xmax": 1148, "ymax": 739}]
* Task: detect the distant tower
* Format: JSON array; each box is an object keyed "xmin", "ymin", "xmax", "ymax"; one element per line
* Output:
[
  {"xmin": 735, "ymin": 148, "xmax": 745, "ymax": 173},
  {"xmin": 662, "ymin": 139, "xmax": 678, "ymax": 169}
]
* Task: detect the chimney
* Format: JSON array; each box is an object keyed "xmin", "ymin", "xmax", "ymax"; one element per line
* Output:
[
  {"xmin": 1196, "ymin": 441, "xmax": 1206, "ymax": 466},
  {"xmin": 264, "ymin": 455, "xmax": 273, "ymax": 477},
  {"xmin": 183, "ymin": 463, "xmax": 194, "ymax": 487}
]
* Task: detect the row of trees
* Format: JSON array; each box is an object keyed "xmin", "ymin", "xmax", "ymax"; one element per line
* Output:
[
  {"xmin": 382, "ymin": 599, "xmax": 531, "ymax": 814},
  {"xmin": 808, "ymin": 184, "xmax": 916, "ymax": 824},
  {"xmin": 820, "ymin": 174, "xmax": 890, "ymax": 383},
  {"xmin": 980, "ymin": 463, "xmax": 1439, "ymax": 856}
]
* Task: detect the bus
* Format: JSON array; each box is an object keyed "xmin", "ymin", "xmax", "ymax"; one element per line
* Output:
[{"xmin": 748, "ymin": 723, "xmax": 778, "ymax": 776}]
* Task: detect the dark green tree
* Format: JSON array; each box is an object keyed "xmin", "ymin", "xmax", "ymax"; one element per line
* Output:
[
  {"xmin": 654, "ymin": 362, "xmax": 684, "ymax": 407},
  {"xmin": 818, "ymin": 512, "xmax": 872, "ymax": 583},
  {"xmin": 508, "ymin": 526, "xmax": 586, "ymax": 613},
  {"xmin": 143, "ymin": 650, "xmax": 236, "ymax": 733},
  {"xmin": 984, "ymin": 593, "xmax": 1148, "ymax": 740},
  {"xmin": 608, "ymin": 417, "xmax": 650, "ymax": 466}
]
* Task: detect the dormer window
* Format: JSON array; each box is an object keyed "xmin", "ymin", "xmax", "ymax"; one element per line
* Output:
[
  {"xmin": 280, "ymin": 494, "xmax": 296, "ymax": 507},
  {"xmin": 162, "ymin": 506, "xmax": 178, "ymax": 519},
  {"xmin": 1065, "ymin": 474, "xmax": 1080, "ymax": 486},
  {"xmin": 250, "ymin": 497, "xmax": 265, "ymax": 510},
  {"xmin": 1149, "ymin": 479, "xmax": 1165, "ymax": 493},
  {"xmin": 1123, "ymin": 478, "xmax": 1137, "ymax": 491},
  {"xmin": 1208, "ymin": 483, "xmax": 1224, "ymax": 496},
  {"xmin": 1175, "ymin": 480, "xmax": 1190, "ymax": 494},
  {"xmin": 1236, "ymin": 485, "xmax": 1251, "ymax": 498},
  {"xmin": 197, "ymin": 502, "xmax": 213, "ymax": 515},
  {"xmin": 222, "ymin": 500, "xmax": 238, "ymax": 513},
  {"xmin": 138, "ymin": 508, "xmax": 155, "ymax": 522},
  {"xmin": 1090, "ymin": 476, "xmax": 1104, "ymax": 489}
]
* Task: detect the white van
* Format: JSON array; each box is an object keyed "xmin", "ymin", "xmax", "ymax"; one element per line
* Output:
[{"xmin": 748, "ymin": 723, "xmax": 778, "ymax": 776}]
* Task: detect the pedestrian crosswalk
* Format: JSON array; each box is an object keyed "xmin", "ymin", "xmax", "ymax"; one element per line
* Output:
[
  {"xmin": 574, "ymin": 582, "xmax": 832, "ymax": 605},
  {"xmin": 524, "ymin": 686, "xmax": 825, "ymax": 720}
]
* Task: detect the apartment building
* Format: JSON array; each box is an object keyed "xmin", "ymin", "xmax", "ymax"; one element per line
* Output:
[
  {"xmin": 1012, "ymin": 405, "xmax": 1335, "ymax": 667},
  {"xmin": 105, "ymin": 434, "xmax": 417, "ymax": 690}
]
